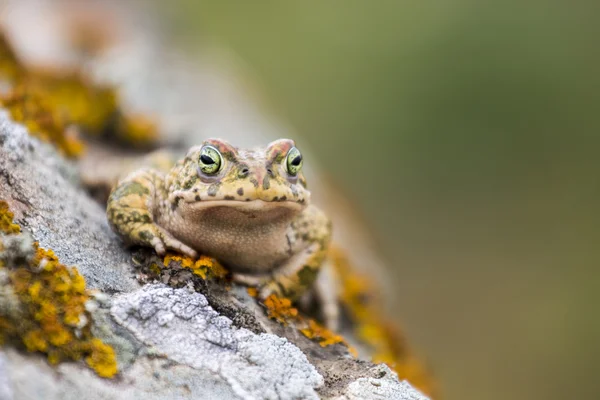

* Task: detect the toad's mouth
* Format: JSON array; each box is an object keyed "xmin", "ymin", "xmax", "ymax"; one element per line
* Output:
[{"xmin": 182, "ymin": 199, "xmax": 306, "ymax": 212}]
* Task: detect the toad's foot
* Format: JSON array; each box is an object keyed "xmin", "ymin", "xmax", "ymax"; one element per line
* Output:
[{"xmin": 150, "ymin": 225, "xmax": 198, "ymax": 258}]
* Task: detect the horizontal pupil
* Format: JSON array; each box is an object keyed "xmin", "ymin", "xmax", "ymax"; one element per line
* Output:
[
  {"xmin": 291, "ymin": 155, "xmax": 302, "ymax": 166},
  {"xmin": 200, "ymin": 154, "xmax": 215, "ymax": 164}
]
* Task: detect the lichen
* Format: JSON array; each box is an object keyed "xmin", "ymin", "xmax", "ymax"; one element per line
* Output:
[
  {"xmin": 0, "ymin": 79, "xmax": 98, "ymax": 157},
  {"xmin": 263, "ymin": 294, "xmax": 298, "ymax": 326},
  {"xmin": 262, "ymin": 293, "xmax": 354, "ymax": 353},
  {"xmin": 0, "ymin": 31, "xmax": 158, "ymax": 158},
  {"xmin": 330, "ymin": 247, "xmax": 436, "ymax": 397},
  {"xmin": 163, "ymin": 253, "xmax": 228, "ymax": 280},
  {"xmin": 156, "ymin": 253, "xmax": 350, "ymax": 351},
  {"xmin": 0, "ymin": 201, "xmax": 20, "ymax": 234},
  {"xmin": 85, "ymin": 338, "xmax": 119, "ymax": 378},
  {"xmin": 0, "ymin": 201, "xmax": 118, "ymax": 378},
  {"xmin": 299, "ymin": 319, "xmax": 345, "ymax": 348}
]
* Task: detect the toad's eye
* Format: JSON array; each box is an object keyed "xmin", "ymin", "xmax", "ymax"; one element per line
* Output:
[
  {"xmin": 198, "ymin": 145, "xmax": 222, "ymax": 174},
  {"xmin": 285, "ymin": 147, "xmax": 303, "ymax": 176}
]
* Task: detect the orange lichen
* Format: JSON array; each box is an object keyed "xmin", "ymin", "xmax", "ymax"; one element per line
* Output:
[
  {"xmin": 0, "ymin": 31, "xmax": 158, "ymax": 158},
  {"xmin": 85, "ymin": 338, "xmax": 118, "ymax": 378},
  {"xmin": 0, "ymin": 201, "xmax": 21, "ymax": 234},
  {"xmin": 163, "ymin": 253, "xmax": 229, "ymax": 280},
  {"xmin": 0, "ymin": 203, "xmax": 118, "ymax": 378},
  {"xmin": 262, "ymin": 293, "xmax": 356, "ymax": 353},
  {"xmin": 246, "ymin": 287, "xmax": 258, "ymax": 298},
  {"xmin": 299, "ymin": 319, "xmax": 344, "ymax": 348},
  {"xmin": 330, "ymin": 247, "xmax": 436, "ymax": 396},
  {"xmin": 263, "ymin": 294, "xmax": 298, "ymax": 325}
]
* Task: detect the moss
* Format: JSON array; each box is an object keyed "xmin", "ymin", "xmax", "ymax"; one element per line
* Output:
[
  {"xmin": 0, "ymin": 202, "xmax": 118, "ymax": 378},
  {"xmin": 0, "ymin": 31, "xmax": 158, "ymax": 158},
  {"xmin": 329, "ymin": 247, "xmax": 437, "ymax": 397}
]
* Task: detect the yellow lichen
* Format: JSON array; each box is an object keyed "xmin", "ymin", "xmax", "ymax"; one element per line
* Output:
[
  {"xmin": 329, "ymin": 247, "xmax": 436, "ymax": 397},
  {"xmin": 299, "ymin": 319, "xmax": 344, "ymax": 348},
  {"xmin": 0, "ymin": 31, "xmax": 159, "ymax": 158},
  {"xmin": 85, "ymin": 338, "xmax": 118, "ymax": 378},
  {"xmin": 163, "ymin": 253, "xmax": 228, "ymax": 280},
  {"xmin": 263, "ymin": 294, "xmax": 298, "ymax": 325},
  {"xmin": 0, "ymin": 203, "xmax": 118, "ymax": 378},
  {"xmin": 148, "ymin": 262, "xmax": 162, "ymax": 276},
  {"xmin": 262, "ymin": 293, "xmax": 356, "ymax": 353},
  {"xmin": 0, "ymin": 73, "xmax": 116, "ymax": 158},
  {"xmin": 0, "ymin": 201, "xmax": 20, "ymax": 234}
]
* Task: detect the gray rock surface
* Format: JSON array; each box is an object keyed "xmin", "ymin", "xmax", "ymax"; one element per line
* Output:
[
  {"xmin": 1, "ymin": 348, "xmax": 239, "ymax": 400},
  {"xmin": 0, "ymin": 104, "xmax": 428, "ymax": 400},
  {"xmin": 342, "ymin": 365, "xmax": 428, "ymax": 400},
  {"xmin": 111, "ymin": 284, "xmax": 323, "ymax": 400},
  {"xmin": 0, "ymin": 112, "xmax": 138, "ymax": 293}
]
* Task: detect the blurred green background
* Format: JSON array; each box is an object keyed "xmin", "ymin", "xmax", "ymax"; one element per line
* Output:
[{"xmin": 158, "ymin": 1, "xmax": 600, "ymax": 399}]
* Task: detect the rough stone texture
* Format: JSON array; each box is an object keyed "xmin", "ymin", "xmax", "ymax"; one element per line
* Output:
[
  {"xmin": 0, "ymin": 348, "xmax": 238, "ymax": 400},
  {"xmin": 0, "ymin": 112, "xmax": 138, "ymax": 293},
  {"xmin": 111, "ymin": 284, "xmax": 323, "ymax": 400},
  {"xmin": 342, "ymin": 365, "xmax": 428, "ymax": 400}
]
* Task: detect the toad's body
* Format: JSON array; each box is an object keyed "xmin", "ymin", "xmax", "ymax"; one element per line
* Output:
[{"xmin": 107, "ymin": 138, "xmax": 337, "ymax": 324}]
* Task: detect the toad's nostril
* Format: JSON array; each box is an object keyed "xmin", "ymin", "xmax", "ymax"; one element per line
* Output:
[
  {"xmin": 266, "ymin": 168, "xmax": 274, "ymax": 176},
  {"xmin": 239, "ymin": 167, "xmax": 250, "ymax": 177}
]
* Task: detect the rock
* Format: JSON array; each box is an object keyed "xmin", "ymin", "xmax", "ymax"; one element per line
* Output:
[
  {"xmin": 0, "ymin": 348, "xmax": 239, "ymax": 400},
  {"xmin": 342, "ymin": 365, "xmax": 428, "ymax": 400},
  {"xmin": 111, "ymin": 284, "xmax": 323, "ymax": 400},
  {"xmin": 0, "ymin": 112, "xmax": 138, "ymax": 293},
  {"xmin": 0, "ymin": 109, "xmax": 428, "ymax": 400}
]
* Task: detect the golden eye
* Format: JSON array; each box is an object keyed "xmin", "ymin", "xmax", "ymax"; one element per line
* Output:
[
  {"xmin": 286, "ymin": 147, "xmax": 303, "ymax": 176},
  {"xmin": 198, "ymin": 145, "xmax": 222, "ymax": 174}
]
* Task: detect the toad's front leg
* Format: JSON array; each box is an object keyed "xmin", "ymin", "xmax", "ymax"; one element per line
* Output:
[
  {"xmin": 234, "ymin": 241, "xmax": 340, "ymax": 330},
  {"xmin": 232, "ymin": 239, "xmax": 328, "ymax": 297},
  {"xmin": 106, "ymin": 168, "xmax": 198, "ymax": 258},
  {"xmin": 234, "ymin": 205, "xmax": 339, "ymax": 328}
]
